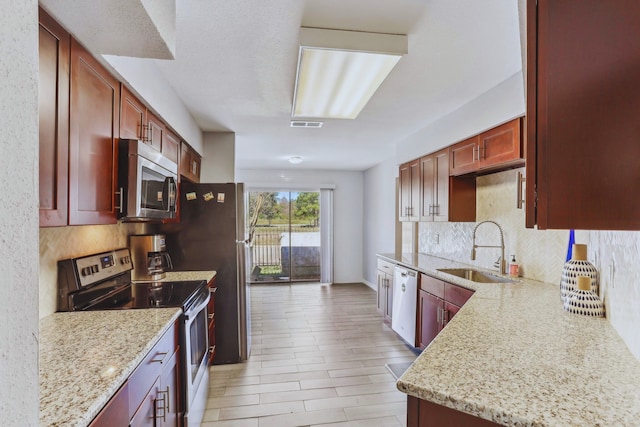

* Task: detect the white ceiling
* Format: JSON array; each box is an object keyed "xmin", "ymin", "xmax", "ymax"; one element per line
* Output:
[{"xmin": 41, "ymin": 0, "xmax": 523, "ymax": 172}]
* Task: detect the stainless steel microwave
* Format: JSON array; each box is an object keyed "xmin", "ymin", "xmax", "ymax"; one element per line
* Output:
[{"xmin": 117, "ymin": 139, "xmax": 177, "ymax": 221}]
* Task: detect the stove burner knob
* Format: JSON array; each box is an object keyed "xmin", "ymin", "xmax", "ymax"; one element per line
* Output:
[
  {"xmin": 91, "ymin": 265, "xmax": 99, "ymax": 274},
  {"xmin": 81, "ymin": 267, "xmax": 89, "ymax": 276}
]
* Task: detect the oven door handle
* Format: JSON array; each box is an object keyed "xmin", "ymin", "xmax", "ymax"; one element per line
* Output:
[{"xmin": 184, "ymin": 292, "xmax": 210, "ymax": 321}]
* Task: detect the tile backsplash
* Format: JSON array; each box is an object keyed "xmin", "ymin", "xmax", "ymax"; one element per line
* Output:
[
  {"xmin": 39, "ymin": 222, "xmax": 146, "ymax": 318},
  {"xmin": 417, "ymin": 168, "xmax": 639, "ymax": 360}
]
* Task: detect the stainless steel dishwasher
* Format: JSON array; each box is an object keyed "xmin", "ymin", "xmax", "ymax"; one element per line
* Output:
[{"xmin": 391, "ymin": 265, "xmax": 417, "ymax": 346}]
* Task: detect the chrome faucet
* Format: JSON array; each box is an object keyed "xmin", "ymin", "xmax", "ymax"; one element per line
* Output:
[{"xmin": 471, "ymin": 220, "xmax": 505, "ymax": 274}]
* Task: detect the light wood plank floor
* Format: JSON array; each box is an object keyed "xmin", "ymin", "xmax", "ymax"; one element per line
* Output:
[{"xmin": 202, "ymin": 282, "xmax": 417, "ymax": 427}]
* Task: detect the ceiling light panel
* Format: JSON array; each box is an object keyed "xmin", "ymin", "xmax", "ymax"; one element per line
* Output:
[{"xmin": 292, "ymin": 28, "xmax": 407, "ymax": 120}]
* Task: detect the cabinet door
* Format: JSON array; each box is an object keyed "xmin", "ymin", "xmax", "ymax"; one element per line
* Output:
[
  {"xmin": 120, "ymin": 85, "xmax": 146, "ymax": 140},
  {"xmin": 433, "ymin": 149, "xmax": 449, "ymax": 222},
  {"xmin": 147, "ymin": 111, "xmax": 164, "ymax": 152},
  {"xmin": 68, "ymin": 39, "xmax": 119, "ymax": 225},
  {"xmin": 163, "ymin": 129, "xmax": 180, "ymax": 164},
  {"xmin": 418, "ymin": 290, "xmax": 443, "ymax": 350},
  {"xmin": 477, "ymin": 118, "xmax": 522, "ymax": 170},
  {"xmin": 130, "ymin": 377, "xmax": 159, "ymax": 427},
  {"xmin": 384, "ymin": 274, "xmax": 393, "ymax": 323},
  {"xmin": 158, "ymin": 350, "xmax": 180, "ymax": 427},
  {"xmin": 399, "ymin": 159, "xmax": 419, "ymax": 221},
  {"xmin": 449, "ymin": 136, "xmax": 478, "ymax": 176},
  {"xmin": 89, "ymin": 382, "xmax": 129, "ymax": 427},
  {"xmin": 527, "ymin": 0, "xmax": 640, "ymax": 230},
  {"xmin": 419, "ymin": 155, "xmax": 435, "ymax": 222},
  {"xmin": 376, "ymin": 270, "xmax": 385, "ymax": 315},
  {"xmin": 443, "ymin": 301, "xmax": 461, "ymax": 328},
  {"xmin": 38, "ymin": 8, "xmax": 70, "ymax": 227}
]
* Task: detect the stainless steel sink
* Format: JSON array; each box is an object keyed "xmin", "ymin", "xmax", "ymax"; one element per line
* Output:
[{"xmin": 437, "ymin": 268, "xmax": 515, "ymax": 283}]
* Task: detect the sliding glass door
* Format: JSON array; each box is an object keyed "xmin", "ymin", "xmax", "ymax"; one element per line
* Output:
[{"xmin": 247, "ymin": 191, "xmax": 321, "ymax": 283}]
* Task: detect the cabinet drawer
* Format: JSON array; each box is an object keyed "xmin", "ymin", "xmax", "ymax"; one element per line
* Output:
[
  {"xmin": 444, "ymin": 283, "xmax": 474, "ymax": 307},
  {"xmin": 128, "ymin": 322, "xmax": 178, "ymax": 418},
  {"xmin": 377, "ymin": 259, "xmax": 395, "ymax": 274},
  {"xmin": 420, "ymin": 274, "xmax": 444, "ymax": 299}
]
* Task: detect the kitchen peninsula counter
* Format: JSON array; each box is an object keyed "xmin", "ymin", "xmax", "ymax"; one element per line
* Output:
[
  {"xmin": 39, "ymin": 308, "xmax": 181, "ymax": 427},
  {"xmin": 378, "ymin": 253, "xmax": 640, "ymax": 426}
]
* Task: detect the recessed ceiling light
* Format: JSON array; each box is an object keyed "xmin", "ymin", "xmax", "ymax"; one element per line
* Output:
[{"xmin": 288, "ymin": 156, "xmax": 303, "ymax": 164}]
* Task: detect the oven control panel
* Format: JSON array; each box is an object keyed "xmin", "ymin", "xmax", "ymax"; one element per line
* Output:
[{"xmin": 73, "ymin": 248, "xmax": 133, "ymax": 289}]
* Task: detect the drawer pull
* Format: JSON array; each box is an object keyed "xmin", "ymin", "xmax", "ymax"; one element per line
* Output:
[{"xmin": 150, "ymin": 351, "xmax": 168, "ymax": 364}]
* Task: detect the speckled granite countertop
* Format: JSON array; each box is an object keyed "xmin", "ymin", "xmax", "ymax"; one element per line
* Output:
[
  {"xmin": 134, "ymin": 270, "xmax": 216, "ymax": 283},
  {"xmin": 162, "ymin": 270, "xmax": 216, "ymax": 282},
  {"xmin": 379, "ymin": 253, "xmax": 640, "ymax": 426},
  {"xmin": 39, "ymin": 308, "xmax": 181, "ymax": 427}
]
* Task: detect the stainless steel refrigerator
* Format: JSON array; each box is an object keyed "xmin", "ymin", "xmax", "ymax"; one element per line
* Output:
[{"xmin": 161, "ymin": 182, "xmax": 251, "ymax": 364}]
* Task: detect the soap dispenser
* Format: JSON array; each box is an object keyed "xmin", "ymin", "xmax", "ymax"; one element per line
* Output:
[{"xmin": 508, "ymin": 255, "xmax": 519, "ymax": 277}]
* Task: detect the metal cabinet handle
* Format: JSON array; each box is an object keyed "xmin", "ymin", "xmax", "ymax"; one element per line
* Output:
[
  {"xmin": 115, "ymin": 187, "xmax": 124, "ymax": 214},
  {"xmin": 150, "ymin": 351, "xmax": 168, "ymax": 364},
  {"xmin": 442, "ymin": 309, "xmax": 450, "ymax": 326},
  {"xmin": 155, "ymin": 387, "xmax": 168, "ymax": 422},
  {"xmin": 401, "ymin": 283, "xmax": 406, "ymax": 292},
  {"xmin": 437, "ymin": 307, "xmax": 442, "ymax": 324}
]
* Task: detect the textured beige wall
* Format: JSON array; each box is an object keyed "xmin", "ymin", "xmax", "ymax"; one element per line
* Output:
[
  {"xmin": 0, "ymin": 1, "xmax": 39, "ymax": 423},
  {"xmin": 39, "ymin": 223, "xmax": 147, "ymax": 318}
]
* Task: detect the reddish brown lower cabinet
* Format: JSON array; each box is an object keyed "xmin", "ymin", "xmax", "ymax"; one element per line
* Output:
[
  {"xmin": 91, "ymin": 322, "xmax": 180, "ymax": 427},
  {"xmin": 417, "ymin": 274, "xmax": 473, "ymax": 350},
  {"xmin": 69, "ymin": 38, "xmax": 120, "ymax": 225},
  {"xmin": 207, "ymin": 277, "xmax": 217, "ymax": 364},
  {"xmin": 407, "ymin": 396, "xmax": 501, "ymax": 427},
  {"xmin": 89, "ymin": 382, "xmax": 129, "ymax": 427}
]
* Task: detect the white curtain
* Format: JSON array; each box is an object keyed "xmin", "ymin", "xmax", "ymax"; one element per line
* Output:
[{"xmin": 320, "ymin": 188, "xmax": 334, "ymax": 283}]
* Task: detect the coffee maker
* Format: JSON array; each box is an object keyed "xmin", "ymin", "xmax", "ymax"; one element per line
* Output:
[{"xmin": 129, "ymin": 234, "xmax": 173, "ymax": 281}]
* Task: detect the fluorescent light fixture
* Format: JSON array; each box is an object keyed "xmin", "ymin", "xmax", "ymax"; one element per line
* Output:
[
  {"xmin": 292, "ymin": 28, "xmax": 407, "ymax": 120},
  {"xmin": 288, "ymin": 156, "xmax": 303, "ymax": 164}
]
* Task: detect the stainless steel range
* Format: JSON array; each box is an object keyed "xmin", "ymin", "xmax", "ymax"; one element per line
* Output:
[{"xmin": 57, "ymin": 248, "xmax": 210, "ymax": 427}]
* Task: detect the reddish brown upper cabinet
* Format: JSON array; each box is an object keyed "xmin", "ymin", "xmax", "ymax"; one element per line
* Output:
[
  {"xmin": 146, "ymin": 110, "xmax": 165, "ymax": 153},
  {"xmin": 69, "ymin": 39, "xmax": 120, "ymax": 225},
  {"xmin": 417, "ymin": 274, "xmax": 473, "ymax": 350},
  {"xmin": 162, "ymin": 129, "xmax": 181, "ymax": 165},
  {"xmin": 526, "ymin": 0, "xmax": 640, "ymax": 230},
  {"xmin": 120, "ymin": 85, "xmax": 146, "ymax": 140},
  {"xmin": 449, "ymin": 118, "xmax": 523, "ymax": 177},
  {"xmin": 448, "ymin": 136, "xmax": 478, "ymax": 177},
  {"xmin": 38, "ymin": 8, "xmax": 70, "ymax": 227},
  {"xmin": 399, "ymin": 159, "xmax": 420, "ymax": 222},
  {"xmin": 420, "ymin": 149, "xmax": 476, "ymax": 223},
  {"xmin": 180, "ymin": 142, "xmax": 202, "ymax": 183}
]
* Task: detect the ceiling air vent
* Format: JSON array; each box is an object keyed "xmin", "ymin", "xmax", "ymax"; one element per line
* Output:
[{"xmin": 290, "ymin": 120, "xmax": 323, "ymax": 128}]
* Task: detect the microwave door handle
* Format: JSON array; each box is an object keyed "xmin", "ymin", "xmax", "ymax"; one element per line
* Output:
[{"xmin": 163, "ymin": 177, "xmax": 177, "ymax": 211}]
